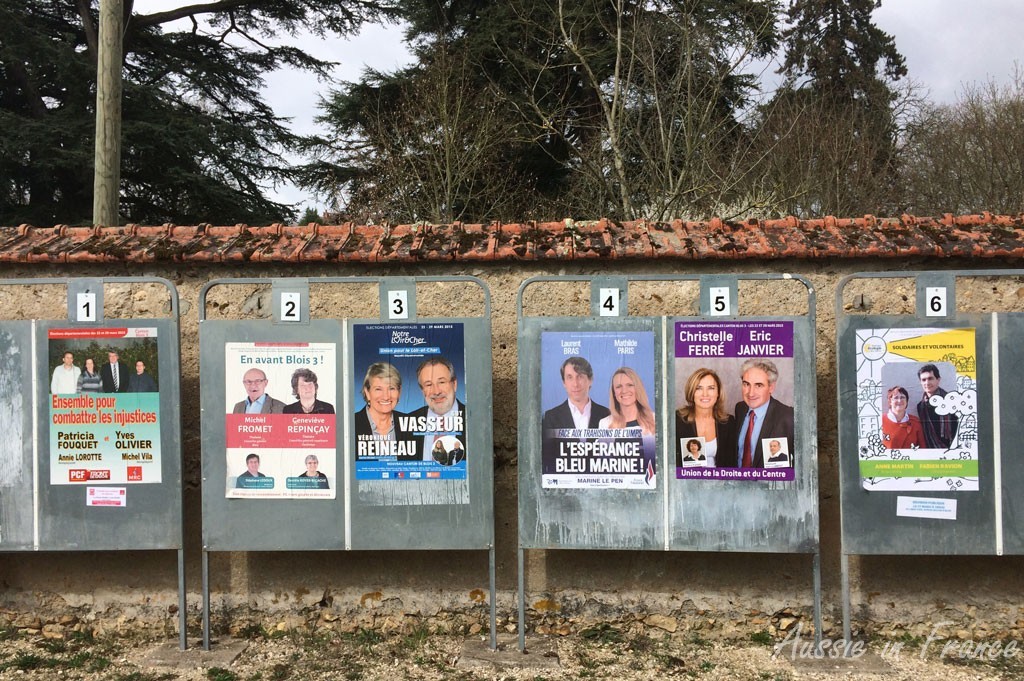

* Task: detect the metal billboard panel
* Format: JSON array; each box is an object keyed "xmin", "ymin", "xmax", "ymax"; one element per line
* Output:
[
  {"xmin": 35, "ymin": 318, "xmax": 183, "ymax": 550},
  {"xmin": 517, "ymin": 276, "xmax": 818, "ymax": 554},
  {"xmin": 0, "ymin": 322, "xmax": 35, "ymax": 550},
  {"xmin": 200, "ymin": 319, "xmax": 347, "ymax": 551},
  {"xmin": 668, "ymin": 315, "xmax": 819, "ymax": 553},
  {"xmin": 518, "ymin": 316, "xmax": 665, "ymax": 550},
  {"xmin": 996, "ymin": 313, "xmax": 1024, "ymax": 555},
  {"xmin": 347, "ymin": 316, "xmax": 493, "ymax": 550},
  {"xmin": 837, "ymin": 313, "xmax": 997, "ymax": 555},
  {"xmin": 199, "ymin": 277, "xmax": 494, "ymax": 552}
]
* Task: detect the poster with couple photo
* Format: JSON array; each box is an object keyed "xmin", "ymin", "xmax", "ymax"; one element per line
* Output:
[
  {"xmin": 854, "ymin": 327, "xmax": 978, "ymax": 492},
  {"xmin": 540, "ymin": 331, "xmax": 657, "ymax": 490},
  {"xmin": 351, "ymin": 323, "xmax": 467, "ymax": 482},
  {"xmin": 673, "ymin": 320, "xmax": 796, "ymax": 482},
  {"xmin": 224, "ymin": 341, "xmax": 337, "ymax": 499}
]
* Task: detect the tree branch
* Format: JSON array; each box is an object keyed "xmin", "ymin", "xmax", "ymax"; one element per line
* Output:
[
  {"xmin": 75, "ymin": 0, "xmax": 98, "ymax": 61},
  {"xmin": 132, "ymin": 0, "xmax": 256, "ymax": 29}
]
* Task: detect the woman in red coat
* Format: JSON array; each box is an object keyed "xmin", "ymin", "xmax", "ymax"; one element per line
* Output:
[{"xmin": 881, "ymin": 386, "xmax": 926, "ymax": 449}]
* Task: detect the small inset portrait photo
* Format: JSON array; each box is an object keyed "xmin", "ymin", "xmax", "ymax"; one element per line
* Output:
[
  {"xmin": 430, "ymin": 435, "xmax": 465, "ymax": 466},
  {"xmin": 680, "ymin": 437, "xmax": 708, "ymax": 467},
  {"xmin": 763, "ymin": 437, "xmax": 791, "ymax": 468}
]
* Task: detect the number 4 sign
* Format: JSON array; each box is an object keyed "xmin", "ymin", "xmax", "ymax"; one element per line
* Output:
[{"xmin": 599, "ymin": 288, "xmax": 620, "ymax": 317}]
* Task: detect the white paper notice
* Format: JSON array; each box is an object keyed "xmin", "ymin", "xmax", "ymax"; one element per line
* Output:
[
  {"xmin": 86, "ymin": 487, "xmax": 126, "ymax": 507},
  {"xmin": 896, "ymin": 496, "xmax": 956, "ymax": 520}
]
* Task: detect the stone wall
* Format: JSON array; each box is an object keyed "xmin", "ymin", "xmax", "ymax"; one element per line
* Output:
[{"xmin": 1, "ymin": 256, "xmax": 1023, "ymax": 642}]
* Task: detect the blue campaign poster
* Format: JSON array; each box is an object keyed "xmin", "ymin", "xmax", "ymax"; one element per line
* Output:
[
  {"xmin": 540, "ymin": 331, "xmax": 657, "ymax": 490},
  {"xmin": 352, "ymin": 323, "xmax": 467, "ymax": 481}
]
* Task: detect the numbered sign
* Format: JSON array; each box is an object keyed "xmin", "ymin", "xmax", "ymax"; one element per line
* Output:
[
  {"xmin": 925, "ymin": 287, "xmax": 948, "ymax": 317},
  {"xmin": 598, "ymin": 288, "xmax": 620, "ymax": 317},
  {"xmin": 280, "ymin": 292, "xmax": 301, "ymax": 322},
  {"xmin": 709, "ymin": 287, "xmax": 730, "ymax": 316},
  {"xmin": 388, "ymin": 290, "xmax": 409, "ymax": 320},
  {"xmin": 76, "ymin": 292, "xmax": 97, "ymax": 322}
]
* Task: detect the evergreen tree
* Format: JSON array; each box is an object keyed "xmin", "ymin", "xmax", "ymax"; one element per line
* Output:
[
  {"xmin": 0, "ymin": 0, "xmax": 394, "ymax": 226},
  {"xmin": 781, "ymin": 0, "xmax": 906, "ymax": 104},
  {"xmin": 758, "ymin": 0, "xmax": 907, "ymax": 216},
  {"xmin": 299, "ymin": 206, "xmax": 324, "ymax": 224},
  {"xmin": 305, "ymin": 0, "xmax": 783, "ymax": 221}
]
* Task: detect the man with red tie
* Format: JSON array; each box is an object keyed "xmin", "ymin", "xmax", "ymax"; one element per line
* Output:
[{"xmin": 732, "ymin": 359, "xmax": 794, "ymax": 469}]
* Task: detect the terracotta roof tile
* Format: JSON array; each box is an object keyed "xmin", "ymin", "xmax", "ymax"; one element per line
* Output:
[{"xmin": 2, "ymin": 214, "xmax": 1023, "ymax": 263}]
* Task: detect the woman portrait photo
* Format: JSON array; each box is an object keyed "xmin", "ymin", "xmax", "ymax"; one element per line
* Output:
[
  {"xmin": 296, "ymin": 454, "xmax": 329, "ymax": 489},
  {"xmin": 675, "ymin": 368, "xmax": 737, "ymax": 469},
  {"xmin": 77, "ymin": 357, "xmax": 102, "ymax": 393},
  {"xmin": 597, "ymin": 367, "xmax": 656, "ymax": 435},
  {"xmin": 282, "ymin": 368, "xmax": 335, "ymax": 414},
  {"xmin": 881, "ymin": 385, "xmax": 925, "ymax": 449},
  {"xmin": 354, "ymin": 362, "xmax": 408, "ymax": 441},
  {"xmin": 681, "ymin": 438, "xmax": 706, "ymax": 465},
  {"xmin": 431, "ymin": 439, "xmax": 449, "ymax": 465}
]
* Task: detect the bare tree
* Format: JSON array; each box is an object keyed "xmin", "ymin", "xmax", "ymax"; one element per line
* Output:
[
  {"xmin": 308, "ymin": 44, "xmax": 529, "ymax": 224},
  {"xmin": 902, "ymin": 70, "xmax": 1024, "ymax": 216},
  {"xmin": 505, "ymin": 0, "xmax": 786, "ymax": 221}
]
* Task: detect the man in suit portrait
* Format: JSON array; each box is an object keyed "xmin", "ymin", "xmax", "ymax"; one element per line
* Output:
[
  {"xmin": 733, "ymin": 359, "xmax": 794, "ymax": 468},
  {"xmin": 542, "ymin": 356, "xmax": 611, "ymax": 432},
  {"xmin": 409, "ymin": 356, "xmax": 465, "ymax": 459},
  {"xmin": 100, "ymin": 350, "xmax": 129, "ymax": 393},
  {"xmin": 766, "ymin": 439, "xmax": 789, "ymax": 463},
  {"xmin": 232, "ymin": 368, "xmax": 285, "ymax": 414}
]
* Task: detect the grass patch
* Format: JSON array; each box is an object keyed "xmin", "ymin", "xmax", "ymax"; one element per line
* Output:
[
  {"xmin": 236, "ymin": 622, "xmax": 268, "ymax": 640},
  {"xmin": 352, "ymin": 627, "xmax": 383, "ymax": 649},
  {"xmin": 69, "ymin": 628, "xmax": 96, "ymax": 644},
  {"xmin": 1, "ymin": 652, "xmax": 60, "ymax": 671},
  {"xmin": 750, "ymin": 631, "xmax": 774, "ymax": 646},
  {"xmin": 579, "ymin": 623, "xmax": 624, "ymax": 645},
  {"xmin": 626, "ymin": 632, "xmax": 657, "ymax": 654},
  {"xmin": 110, "ymin": 672, "xmax": 179, "ymax": 681},
  {"xmin": 688, "ymin": 631, "xmax": 711, "ymax": 648},
  {"xmin": 39, "ymin": 639, "xmax": 67, "ymax": 654},
  {"xmin": 395, "ymin": 623, "xmax": 431, "ymax": 652},
  {"xmin": 207, "ymin": 667, "xmax": 239, "ymax": 681},
  {"xmin": 654, "ymin": 651, "xmax": 688, "ymax": 674}
]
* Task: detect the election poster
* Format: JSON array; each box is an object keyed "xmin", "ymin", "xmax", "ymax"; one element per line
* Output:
[
  {"xmin": 224, "ymin": 342, "xmax": 337, "ymax": 499},
  {"xmin": 673, "ymin": 321, "xmax": 796, "ymax": 482},
  {"xmin": 854, "ymin": 327, "xmax": 978, "ymax": 492},
  {"xmin": 352, "ymin": 323, "xmax": 467, "ymax": 481},
  {"xmin": 540, "ymin": 331, "xmax": 657, "ymax": 490},
  {"xmin": 48, "ymin": 327, "xmax": 161, "ymax": 485}
]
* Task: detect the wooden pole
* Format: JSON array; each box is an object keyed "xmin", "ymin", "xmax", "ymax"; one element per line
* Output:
[{"xmin": 92, "ymin": 0, "xmax": 124, "ymax": 227}]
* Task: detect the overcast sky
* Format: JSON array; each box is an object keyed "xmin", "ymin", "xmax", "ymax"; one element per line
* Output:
[{"xmin": 140, "ymin": 1, "xmax": 1024, "ymax": 214}]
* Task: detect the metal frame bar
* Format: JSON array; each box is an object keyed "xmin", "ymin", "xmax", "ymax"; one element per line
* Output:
[
  {"xmin": 834, "ymin": 268, "xmax": 1024, "ymax": 646},
  {"xmin": 0, "ymin": 277, "xmax": 186, "ymax": 649},
  {"xmin": 198, "ymin": 276, "xmax": 497, "ymax": 651},
  {"xmin": 516, "ymin": 273, "xmax": 821, "ymax": 650}
]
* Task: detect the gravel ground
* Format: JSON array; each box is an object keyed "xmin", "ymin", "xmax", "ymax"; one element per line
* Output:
[{"xmin": 2, "ymin": 621, "xmax": 1023, "ymax": 681}]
